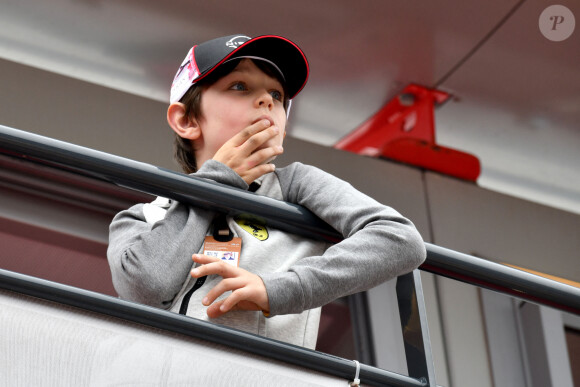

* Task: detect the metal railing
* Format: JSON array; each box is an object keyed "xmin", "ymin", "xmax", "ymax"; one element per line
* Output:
[
  {"xmin": 0, "ymin": 125, "xmax": 430, "ymax": 387},
  {"xmin": 421, "ymin": 244, "xmax": 580, "ymax": 316},
  {"xmin": 2, "ymin": 125, "xmax": 578, "ymax": 315},
  {"xmin": 1, "ymin": 124, "xmax": 580, "ymax": 386},
  {"xmin": 0, "ymin": 268, "xmax": 424, "ymax": 387}
]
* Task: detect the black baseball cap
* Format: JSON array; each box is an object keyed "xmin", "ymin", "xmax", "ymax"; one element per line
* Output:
[{"xmin": 170, "ymin": 34, "xmax": 309, "ymax": 103}]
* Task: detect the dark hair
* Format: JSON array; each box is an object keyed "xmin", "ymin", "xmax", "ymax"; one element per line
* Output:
[{"xmin": 173, "ymin": 58, "xmax": 290, "ymax": 174}]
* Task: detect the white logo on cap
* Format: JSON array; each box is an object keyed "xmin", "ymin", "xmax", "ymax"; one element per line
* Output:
[{"xmin": 226, "ymin": 35, "xmax": 251, "ymax": 48}]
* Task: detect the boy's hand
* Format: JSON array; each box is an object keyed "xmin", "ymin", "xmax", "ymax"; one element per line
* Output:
[
  {"xmin": 212, "ymin": 119, "xmax": 284, "ymax": 185},
  {"xmin": 191, "ymin": 254, "xmax": 270, "ymax": 318}
]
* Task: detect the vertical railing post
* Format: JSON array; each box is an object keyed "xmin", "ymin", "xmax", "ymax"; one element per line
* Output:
[
  {"xmin": 348, "ymin": 292, "xmax": 377, "ymax": 365},
  {"xmin": 396, "ymin": 270, "xmax": 436, "ymax": 386}
]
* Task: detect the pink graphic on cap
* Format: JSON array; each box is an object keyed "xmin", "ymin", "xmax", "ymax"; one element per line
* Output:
[{"xmin": 187, "ymin": 47, "xmax": 200, "ymax": 80}]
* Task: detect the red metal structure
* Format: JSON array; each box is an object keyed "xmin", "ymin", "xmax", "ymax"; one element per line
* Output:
[{"xmin": 335, "ymin": 84, "xmax": 481, "ymax": 182}]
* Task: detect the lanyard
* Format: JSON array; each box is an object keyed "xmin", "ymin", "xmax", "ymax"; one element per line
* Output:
[{"xmin": 179, "ymin": 213, "xmax": 233, "ymax": 315}]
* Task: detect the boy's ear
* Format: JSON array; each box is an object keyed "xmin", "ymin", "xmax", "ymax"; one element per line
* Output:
[{"xmin": 167, "ymin": 102, "xmax": 201, "ymax": 140}]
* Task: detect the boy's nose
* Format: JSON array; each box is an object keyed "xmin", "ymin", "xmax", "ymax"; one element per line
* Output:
[{"xmin": 256, "ymin": 91, "xmax": 273, "ymax": 109}]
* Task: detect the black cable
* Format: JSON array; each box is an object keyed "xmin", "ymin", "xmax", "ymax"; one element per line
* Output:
[{"xmin": 434, "ymin": 0, "xmax": 528, "ymax": 88}]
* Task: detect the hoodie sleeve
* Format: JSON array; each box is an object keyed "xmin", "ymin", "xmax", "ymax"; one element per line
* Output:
[
  {"xmin": 260, "ymin": 162, "xmax": 426, "ymax": 316},
  {"xmin": 107, "ymin": 160, "xmax": 247, "ymax": 308}
]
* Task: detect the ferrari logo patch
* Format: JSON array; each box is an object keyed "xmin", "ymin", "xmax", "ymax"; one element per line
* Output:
[{"xmin": 235, "ymin": 216, "xmax": 269, "ymax": 241}]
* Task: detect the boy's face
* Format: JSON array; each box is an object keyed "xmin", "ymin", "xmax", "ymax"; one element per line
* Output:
[{"xmin": 195, "ymin": 59, "xmax": 287, "ymax": 165}]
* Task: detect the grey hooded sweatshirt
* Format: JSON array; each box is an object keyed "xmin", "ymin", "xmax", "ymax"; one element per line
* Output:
[{"xmin": 107, "ymin": 160, "xmax": 426, "ymax": 349}]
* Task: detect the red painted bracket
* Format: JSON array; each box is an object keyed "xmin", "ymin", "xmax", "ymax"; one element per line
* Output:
[{"xmin": 335, "ymin": 84, "xmax": 480, "ymax": 181}]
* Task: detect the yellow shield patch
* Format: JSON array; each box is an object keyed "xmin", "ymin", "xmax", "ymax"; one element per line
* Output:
[{"xmin": 235, "ymin": 216, "xmax": 269, "ymax": 241}]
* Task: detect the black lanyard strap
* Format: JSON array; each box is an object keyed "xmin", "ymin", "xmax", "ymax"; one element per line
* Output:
[{"xmin": 179, "ymin": 213, "xmax": 233, "ymax": 315}]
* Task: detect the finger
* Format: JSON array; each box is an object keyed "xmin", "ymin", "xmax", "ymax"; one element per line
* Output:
[
  {"xmin": 192, "ymin": 254, "xmax": 221, "ymax": 264},
  {"xmin": 206, "ymin": 299, "xmax": 230, "ymax": 319},
  {"xmin": 218, "ymin": 288, "xmax": 252, "ymax": 313},
  {"xmin": 202, "ymin": 277, "xmax": 244, "ymax": 306},
  {"xmin": 227, "ymin": 119, "xmax": 272, "ymax": 147},
  {"xmin": 191, "ymin": 259, "xmax": 236, "ymax": 279},
  {"xmin": 237, "ymin": 163, "xmax": 276, "ymax": 184},
  {"xmin": 245, "ymin": 146, "xmax": 283, "ymax": 168},
  {"xmin": 206, "ymin": 293, "xmax": 260, "ymax": 319},
  {"xmin": 239, "ymin": 125, "xmax": 280, "ymax": 154},
  {"xmin": 191, "ymin": 254, "xmax": 221, "ymax": 278}
]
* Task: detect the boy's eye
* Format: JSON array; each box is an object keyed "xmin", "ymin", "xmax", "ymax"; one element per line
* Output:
[
  {"xmin": 270, "ymin": 90, "xmax": 283, "ymax": 101},
  {"xmin": 230, "ymin": 82, "xmax": 247, "ymax": 91}
]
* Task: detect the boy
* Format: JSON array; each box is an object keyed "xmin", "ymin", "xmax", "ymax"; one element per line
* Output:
[{"xmin": 107, "ymin": 34, "xmax": 426, "ymax": 349}]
